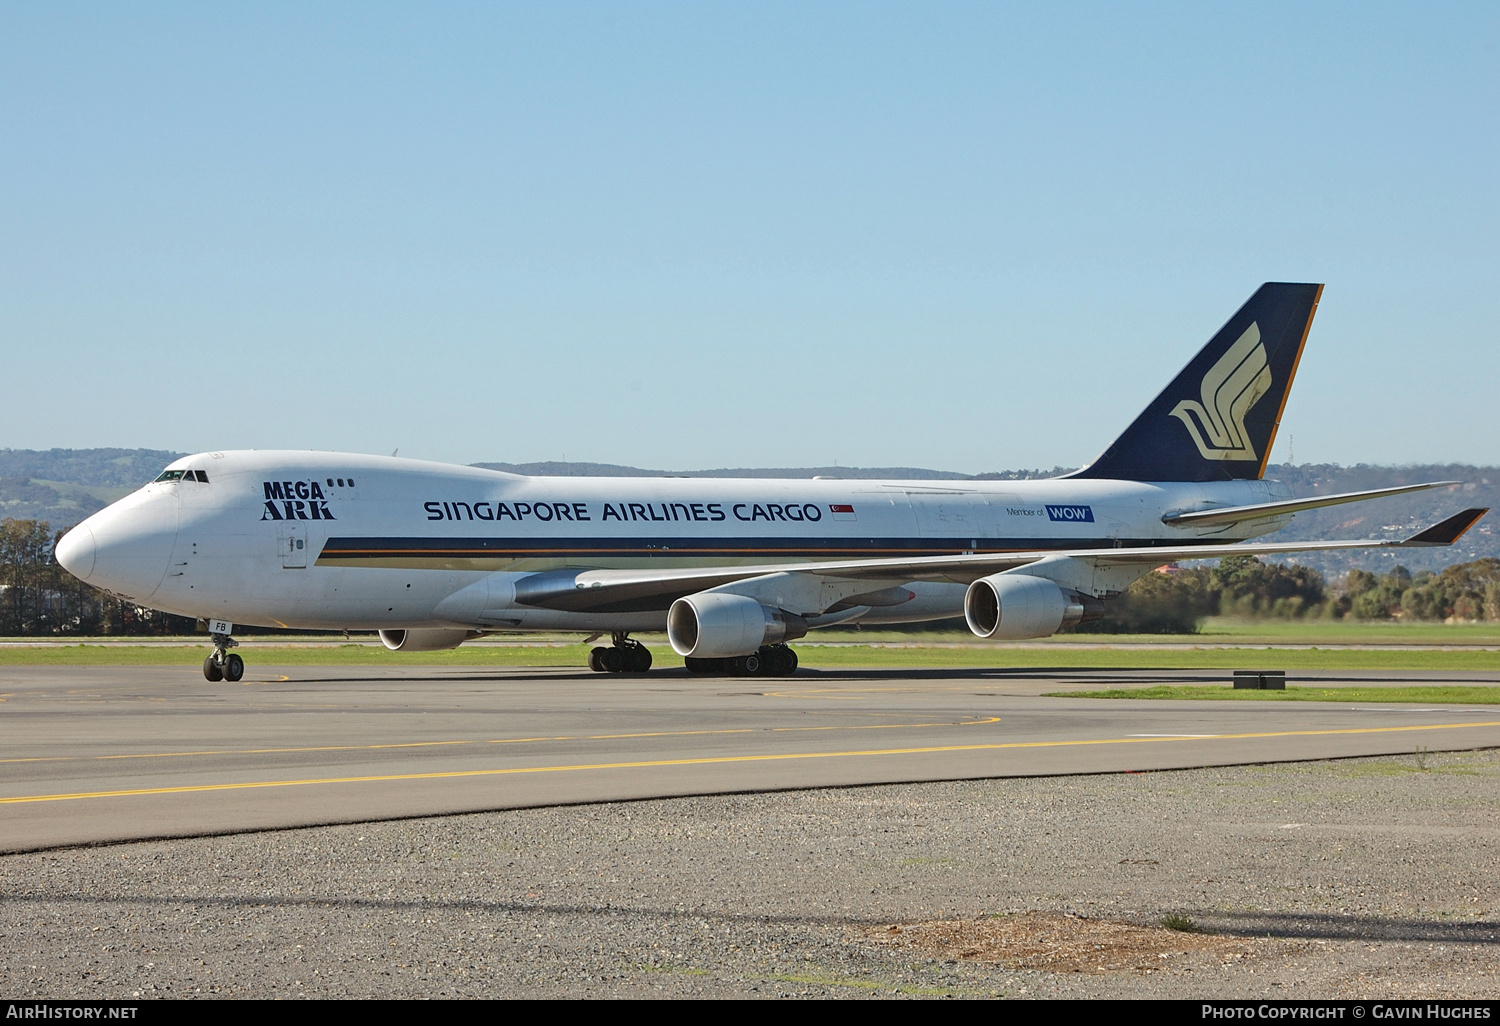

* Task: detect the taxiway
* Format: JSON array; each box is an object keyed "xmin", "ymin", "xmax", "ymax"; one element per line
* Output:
[{"xmin": 3, "ymin": 665, "xmax": 1497, "ymax": 852}]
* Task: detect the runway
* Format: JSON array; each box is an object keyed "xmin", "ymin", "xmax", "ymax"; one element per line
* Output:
[{"xmin": 2, "ymin": 664, "xmax": 1498, "ymax": 852}]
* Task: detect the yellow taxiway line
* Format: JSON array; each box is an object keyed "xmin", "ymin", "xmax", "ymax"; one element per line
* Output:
[
  {"xmin": 2, "ymin": 720, "xmax": 1497, "ymax": 806},
  {"xmin": 0, "ymin": 717, "xmax": 1003, "ymax": 765}
]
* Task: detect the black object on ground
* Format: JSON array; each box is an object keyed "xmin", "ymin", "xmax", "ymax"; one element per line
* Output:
[{"xmin": 1233, "ymin": 670, "xmax": 1287, "ymax": 690}]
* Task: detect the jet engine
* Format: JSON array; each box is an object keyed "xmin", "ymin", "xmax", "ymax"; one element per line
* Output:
[
  {"xmin": 378, "ymin": 628, "xmax": 477, "ymax": 652},
  {"xmin": 667, "ymin": 592, "xmax": 808, "ymax": 659},
  {"xmin": 963, "ymin": 573, "xmax": 1099, "ymax": 640}
]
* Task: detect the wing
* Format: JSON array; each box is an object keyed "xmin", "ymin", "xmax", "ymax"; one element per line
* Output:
[
  {"xmin": 1160, "ymin": 481, "xmax": 1458, "ymax": 529},
  {"xmin": 511, "ymin": 508, "xmax": 1490, "ymax": 614}
]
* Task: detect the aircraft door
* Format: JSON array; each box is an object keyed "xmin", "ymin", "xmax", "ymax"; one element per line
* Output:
[
  {"xmin": 904, "ymin": 490, "xmax": 999, "ymax": 548},
  {"xmin": 279, "ymin": 525, "xmax": 308, "ymax": 569}
]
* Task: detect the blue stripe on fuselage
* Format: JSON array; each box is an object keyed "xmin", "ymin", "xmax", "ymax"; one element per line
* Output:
[{"xmin": 317, "ymin": 535, "xmax": 1212, "ymax": 560}]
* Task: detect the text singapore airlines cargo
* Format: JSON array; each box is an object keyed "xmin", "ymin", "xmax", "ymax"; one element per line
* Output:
[{"xmin": 53, "ymin": 284, "xmax": 1486, "ymax": 681}]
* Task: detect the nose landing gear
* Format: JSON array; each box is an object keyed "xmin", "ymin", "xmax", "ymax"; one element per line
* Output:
[
  {"xmin": 202, "ymin": 628, "xmax": 244, "ymax": 683},
  {"xmin": 588, "ymin": 632, "xmax": 653, "ymax": 673}
]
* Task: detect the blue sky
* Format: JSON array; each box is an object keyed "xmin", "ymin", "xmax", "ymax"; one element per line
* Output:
[{"xmin": 2, "ymin": 2, "xmax": 1496, "ymax": 472}]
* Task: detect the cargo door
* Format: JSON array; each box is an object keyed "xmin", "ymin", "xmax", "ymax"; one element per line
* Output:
[{"xmin": 904, "ymin": 489, "xmax": 997, "ymax": 550}]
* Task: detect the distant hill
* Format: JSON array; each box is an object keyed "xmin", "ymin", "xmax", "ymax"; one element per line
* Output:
[
  {"xmin": 0, "ymin": 448, "xmax": 187, "ymax": 527},
  {"xmin": 3, "ymin": 449, "xmax": 1493, "ymax": 576},
  {"xmin": 1231, "ymin": 464, "xmax": 1498, "ymax": 576},
  {"xmin": 471, "ymin": 460, "xmax": 1070, "ymax": 481},
  {"xmin": 0, "ymin": 448, "xmax": 187, "ymax": 488}
]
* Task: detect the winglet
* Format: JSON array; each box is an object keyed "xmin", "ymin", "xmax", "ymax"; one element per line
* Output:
[{"xmin": 1400, "ymin": 508, "xmax": 1489, "ymax": 547}]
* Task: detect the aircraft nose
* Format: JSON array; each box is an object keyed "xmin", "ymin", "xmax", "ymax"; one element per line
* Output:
[
  {"xmin": 54, "ymin": 525, "xmax": 96, "ymax": 581},
  {"xmin": 58, "ymin": 490, "xmax": 179, "ymax": 602}
]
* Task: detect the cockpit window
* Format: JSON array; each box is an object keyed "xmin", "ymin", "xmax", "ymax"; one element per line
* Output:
[
  {"xmin": 154, "ymin": 470, "xmax": 186, "ymax": 482},
  {"xmin": 194, "ymin": 470, "xmax": 209, "ymax": 483}
]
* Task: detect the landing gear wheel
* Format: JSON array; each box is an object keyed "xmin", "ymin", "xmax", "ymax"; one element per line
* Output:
[
  {"xmin": 205, "ymin": 629, "xmax": 239, "ymax": 683},
  {"xmin": 623, "ymin": 643, "xmax": 652, "ymax": 673},
  {"xmin": 764, "ymin": 644, "xmax": 798, "ymax": 675},
  {"xmin": 590, "ymin": 634, "xmax": 652, "ymax": 674},
  {"xmin": 683, "ymin": 648, "xmax": 796, "ymax": 676},
  {"xmin": 722, "ymin": 646, "xmax": 800, "ymax": 676}
]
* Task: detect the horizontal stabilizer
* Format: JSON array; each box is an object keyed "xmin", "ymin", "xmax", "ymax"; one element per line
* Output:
[
  {"xmin": 1400, "ymin": 508, "xmax": 1489, "ymax": 547},
  {"xmin": 1161, "ymin": 481, "xmax": 1459, "ymax": 529}
]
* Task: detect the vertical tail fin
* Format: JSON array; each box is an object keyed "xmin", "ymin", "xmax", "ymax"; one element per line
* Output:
[{"xmin": 1070, "ymin": 282, "xmax": 1323, "ymax": 482}]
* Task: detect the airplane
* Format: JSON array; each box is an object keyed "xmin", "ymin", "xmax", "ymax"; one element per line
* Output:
[{"xmin": 53, "ymin": 282, "xmax": 1486, "ymax": 682}]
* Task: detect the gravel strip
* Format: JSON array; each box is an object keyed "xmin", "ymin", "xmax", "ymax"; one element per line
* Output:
[{"xmin": 3, "ymin": 750, "xmax": 1499, "ymax": 999}]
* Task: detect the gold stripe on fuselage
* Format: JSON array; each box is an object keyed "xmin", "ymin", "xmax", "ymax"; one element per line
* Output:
[{"xmin": 313, "ymin": 551, "xmax": 970, "ymax": 572}]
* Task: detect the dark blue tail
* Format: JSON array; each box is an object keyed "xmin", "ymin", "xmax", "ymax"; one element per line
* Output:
[{"xmin": 1071, "ymin": 282, "xmax": 1323, "ymax": 483}]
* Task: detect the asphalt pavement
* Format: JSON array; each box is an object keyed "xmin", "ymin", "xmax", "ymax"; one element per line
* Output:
[{"xmin": 3, "ymin": 664, "xmax": 1497, "ymax": 851}]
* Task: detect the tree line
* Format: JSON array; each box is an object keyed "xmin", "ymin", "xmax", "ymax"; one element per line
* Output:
[
  {"xmin": 0, "ymin": 519, "xmax": 195, "ymax": 636},
  {"xmin": 1077, "ymin": 555, "xmax": 1500, "ymax": 633}
]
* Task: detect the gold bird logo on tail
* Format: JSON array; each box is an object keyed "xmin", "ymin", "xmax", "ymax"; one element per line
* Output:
[{"xmin": 1168, "ymin": 322, "xmax": 1272, "ymax": 462}]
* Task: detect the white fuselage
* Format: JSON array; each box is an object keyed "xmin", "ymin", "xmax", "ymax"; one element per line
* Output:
[{"xmin": 61, "ymin": 450, "xmax": 1292, "ymax": 633}]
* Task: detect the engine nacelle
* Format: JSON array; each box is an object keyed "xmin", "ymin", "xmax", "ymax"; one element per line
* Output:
[
  {"xmin": 378, "ymin": 628, "xmax": 476, "ymax": 652},
  {"xmin": 667, "ymin": 592, "xmax": 808, "ymax": 658},
  {"xmin": 964, "ymin": 574, "xmax": 1091, "ymax": 640}
]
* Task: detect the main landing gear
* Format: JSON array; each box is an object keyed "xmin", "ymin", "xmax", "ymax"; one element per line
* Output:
[
  {"xmin": 202, "ymin": 630, "xmax": 244, "ymax": 683},
  {"xmin": 685, "ymin": 644, "xmax": 798, "ymax": 677},
  {"xmin": 588, "ymin": 632, "xmax": 653, "ymax": 674}
]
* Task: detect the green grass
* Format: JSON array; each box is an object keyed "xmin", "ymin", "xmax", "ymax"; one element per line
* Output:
[
  {"xmin": 797, "ymin": 646, "xmax": 1500, "ymax": 670},
  {"xmin": 0, "ymin": 633, "xmax": 1494, "ymax": 672},
  {"xmin": 823, "ymin": 617, "xmax": 1500, "ymax": 646},
  {"xmin": 1166, "ymin": 617, "xmax": 1500, "ymax": 646},
  {"xmin": 1, "ymin": 641, "xmax": 1497, "ymax": 670},
  {"xmin": 0, "ymin": 643, "xmax": 608, "ymax": 667},
  {"xmin": 1047, "ymin": 685, "xmax": 1500, "ymax": 703}
]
